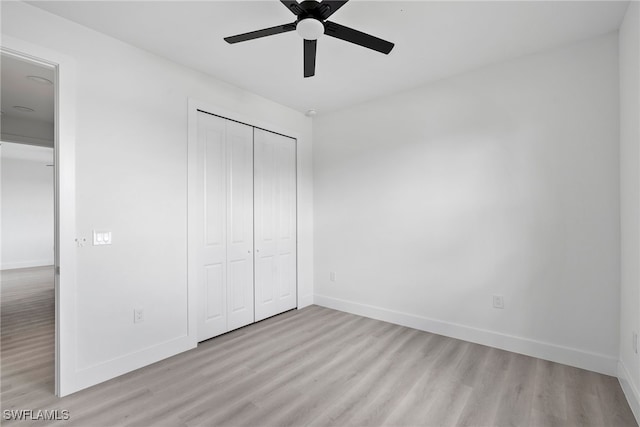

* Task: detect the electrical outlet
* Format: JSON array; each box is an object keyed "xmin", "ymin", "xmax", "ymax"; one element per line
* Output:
[
  {"xmin": 492, "ymin": 295, "xmax": 504, "ymax": 309},
  {"xmin": 134, "ymin": 308, "xmax": 144, "ymax": 324},
  {"xmin": 330, "ymin": 272, "xmax": 336, "ymax": 282},
  {"xmin": 634, "ymin": 332, "xmax": 638, "ymax": 354}
]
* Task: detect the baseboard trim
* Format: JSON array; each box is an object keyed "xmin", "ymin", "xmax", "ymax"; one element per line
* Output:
[
  {"xmin": 298, "ymin": 294, "xmax": 314, "ymax": 309},
  {"xmin": 2, "ymin": 260, "xmax": 54, "ymax": 270},
  {"xmin": 61, "ymin": 335, "xmax": 193, "ymax": 396},
  {"xmin": 618, "ymin": 360, "xmax": 640, "ymax": 424},
  {"xmin": 314, "ymin": 294, "xmax": 617, "ymax": 376}
]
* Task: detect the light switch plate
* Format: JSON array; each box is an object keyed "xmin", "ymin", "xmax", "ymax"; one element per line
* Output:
[{"xmin": 93, "ymin": 230, "xmax": 112, "ymax": 245}]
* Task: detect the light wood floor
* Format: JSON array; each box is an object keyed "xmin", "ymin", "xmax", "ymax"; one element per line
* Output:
[{"xmin": 1, "ymin": 266, "xmax": 636, "ymax": 426}]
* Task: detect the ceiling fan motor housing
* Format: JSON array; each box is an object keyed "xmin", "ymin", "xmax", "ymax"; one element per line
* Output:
[{"xmin": 297, "ymin": 0, "xmax": 330, "ymax": 18}]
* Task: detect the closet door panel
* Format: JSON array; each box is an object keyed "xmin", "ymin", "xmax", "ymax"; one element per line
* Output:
[
  {"xmin": 205, "ymin": 263, "xmax": 225, "ymax": 322},
  {"xmin": 254, "ymin": 129, "xmax": 297, "ymax": 321},
  {"xmin": 197, "ymin": 113, "xmax": 228, "ymax": 340},
  {"xmin": 254, "ymin": 134, "xmax": 278, "ymax": 321},
  {"xmin": 226, "ymin": 121, "xmax": 255, "ymax": 331},
  {"xmin": 228, "ymin": 258, "xmax": 251, "ymax": 322},
  {"xmin": 255, "ymin": 254, "xmax": 276, "ymax": 306},
  {"xmin": 276, "ymin": 140, "xmax": 297, "ymax": 311},
  {"xmin": 278, "ymin": 252, "xmax": 295, "ymax": 301}
]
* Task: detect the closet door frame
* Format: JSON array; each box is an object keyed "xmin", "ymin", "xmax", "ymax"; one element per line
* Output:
[{"xmin": 187, "ymin": 99, "xmax": 301, "ymax": 346}]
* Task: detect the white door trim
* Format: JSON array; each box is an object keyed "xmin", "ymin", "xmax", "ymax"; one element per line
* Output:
[
  {"xmin": 1, "ymin": 36, "xmax": 77, "ymax": 397},
  {"xmin": 187, "ymin": 98, "xmax": 302, "ymax": 343}
]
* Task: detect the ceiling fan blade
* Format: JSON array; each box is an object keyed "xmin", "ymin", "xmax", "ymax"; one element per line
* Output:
[
  {"xmin": 318, "ymin": 1, "xmax": 349, "ymax": 20},
  {"xmin": 304, "ymin": 39, "xmax": 317, "ymax": 78},
  {"xmin": 224, "ymin": 22, "xmax": 296, "ymax": 44},
  {"xmin": 324, "ymin": 21, "xmax": 394, "ymax": 54},
  {"xmin": 281, "ymin": 0, "xmax": 303, "ymax": 15}
]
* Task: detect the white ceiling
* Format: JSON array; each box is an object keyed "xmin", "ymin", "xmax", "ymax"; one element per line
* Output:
[
  {"xmin": 29, "ymin": 1, "xmax": 629, "ymax": 114},
  {"xmin": 1, "ymin": 53, "xmax": 54, "ymax": 123}
]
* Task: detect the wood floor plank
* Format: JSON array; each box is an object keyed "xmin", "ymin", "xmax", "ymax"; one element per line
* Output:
[
  {"xmin": 376, "ymin": 334, "xmax": 452, "ymax": 426},
  {"xmin": 183, "ymin": 319, "xmax": 405, "ymax": 426},
  {"xmin": 564, "ymin": 365, "xmax": 608, "ymax": 427},
  {"xmin": 492, "ymin": 353, "xmax": 538, "ymax": 426},
  {"xmin": 455, "ymin": 347, "xmax": 512, "ymax": 427},
  {"xmin": 1, "ymin": 266, "xmax": 637, "ymax": 427},
  {"xmin": 250, "ymin": 324, "xmax": 409, "ymax": 427},
  {"xmin": 533, "ymin": 358, "xmax": 567, "ymax": 423},
  {"xmin": 337, "ymin": 331, "xmax": 439, "ymax": 426},
  {"xmin": 595, "ymin": 371, "xmax": 638, "ymax": 427},
  {"xmin": 308, "ymin": 328, "xmax": 418, "ymax": 426}
]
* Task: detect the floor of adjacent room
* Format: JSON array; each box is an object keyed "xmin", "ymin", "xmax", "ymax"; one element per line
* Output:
[{"xmin": 1, "ymin": 266, "xmax": 636, "ymax": 427}]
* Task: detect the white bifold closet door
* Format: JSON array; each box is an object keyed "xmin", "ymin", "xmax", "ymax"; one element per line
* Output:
[
  {"xmin": 196, "ymin": 112, "xmax": 254, "ymax": 342},
  {"xmin": 254, "ymin": 129, "xmax": 297, "ymax": 322}
]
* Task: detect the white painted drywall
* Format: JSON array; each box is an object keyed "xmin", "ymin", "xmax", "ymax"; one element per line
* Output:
[
  {"xmin": 618, "ymin": 1, "xmax": 640, "ymax": 420},
  {"xmin": 314, "ymin": 33, "xmax": 620, "ymax": 374},
  {"xmin": 1, "ymin": 2, "xmax": 313, "ymax": 394},
  {"xmin": 1, "ymin": 142, "xmax": 54, "ymax": 270}
]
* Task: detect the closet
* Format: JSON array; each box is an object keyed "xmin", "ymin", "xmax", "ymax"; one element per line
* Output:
[{"xmin": 195, "ymin": 111, "xmax": 297, "ymax": 342}]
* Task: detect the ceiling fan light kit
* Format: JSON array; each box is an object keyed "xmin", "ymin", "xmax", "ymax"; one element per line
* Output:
[
  {"xmin": 296, "ymin": 18, "xmax": 324, "ymax": 40},
  {"xmin": 224, "ymin": 0, "xmax": 395, "ymax": 78}
]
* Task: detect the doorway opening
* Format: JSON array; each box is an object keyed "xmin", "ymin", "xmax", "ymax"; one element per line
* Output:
[{"xmin": 1, "ymin": 51, "xmax": 56, "ymax": 396}]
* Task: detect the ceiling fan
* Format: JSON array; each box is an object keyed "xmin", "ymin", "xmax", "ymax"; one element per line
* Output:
[{"xmin": 224, "ymin": 0, "xmax": 394, "ymax": 78}]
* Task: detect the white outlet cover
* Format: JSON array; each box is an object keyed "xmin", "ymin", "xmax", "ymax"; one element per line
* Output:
[
  {"xmin": 493, "ymin": 295, "xmax": 505, "ymax": 309},
  {"xmin": 134, "ymin": 308, "xmax": 144, "ymax": 323}
]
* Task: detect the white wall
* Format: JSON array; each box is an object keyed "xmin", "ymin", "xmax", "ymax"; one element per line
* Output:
[
  {"xmin": 618, "ymin": 0, "xmax": 640, "ymax": 420},
  {"xmin": 1, "ymin": 142, "xmax": 54, "ymax": 270},
  {"xmin": 1, "ymin": 2, "xmax": 313, "ymax": 394},
  {"xmin": 314, "ymin": 33, "xmax": 620, "ymax": 374}
]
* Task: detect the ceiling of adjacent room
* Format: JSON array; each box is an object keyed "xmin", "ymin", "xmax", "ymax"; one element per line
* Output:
[
  {"xmin": 28, "ymin": 1, "xmax": 629, "ymax": 114},
  {"xmin": 1, "ymin": 54, "xmax": 55, "ymax": 147}
]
